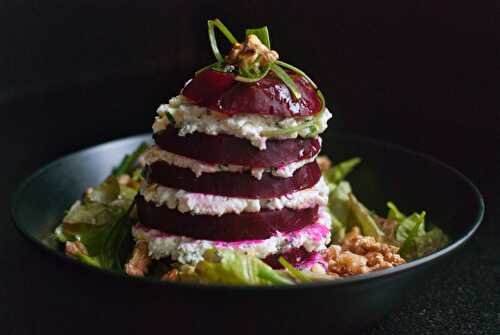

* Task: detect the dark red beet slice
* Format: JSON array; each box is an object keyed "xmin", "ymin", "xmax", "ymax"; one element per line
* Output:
[
  {"xmin": 263, "ymin": 248, "xmax": 321, "ymax": 269},
  {"xmin": 181, "ymin": 69, "xmax": 236, "ymax": 105},
  {"xmin": 182, "ymin": 69, "xmax": 321, "ymax": 117},
  {"xmin": 145, "ymin": 161, "xmax": 321, "ymax": 199},
  {"xmin": 137, "ymin": 196, "xmax": 319, "ymax": 242},
  {"xmin": 154, "ymin": 127, "xmax": 321, "ymax": 168}
]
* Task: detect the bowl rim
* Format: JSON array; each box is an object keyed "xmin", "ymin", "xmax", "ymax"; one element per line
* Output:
[{"xmin": 10, "ymin": 132, "xmax": 485, "ymax": 291}]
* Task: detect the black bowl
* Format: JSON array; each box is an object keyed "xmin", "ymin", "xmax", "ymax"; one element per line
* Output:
[{"xmin": 10, "ymin": 132, "xmax": 484, "ymax": 335}]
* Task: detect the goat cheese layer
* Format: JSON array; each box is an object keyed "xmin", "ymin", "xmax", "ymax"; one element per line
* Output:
[
  {"xmin": 132, "ymin": 205, "xmax": 331, "ymax": 265},
  {"xmin": 143, "ymin": 145, "xmax": 318, "ymax": 179},
  {"xmin": 140, "ymin": 177, "xmax": 329, "ymax": 216},
  {"xmin": 152, "ymin": 95, "xmax": 332, "ymax": 150}
]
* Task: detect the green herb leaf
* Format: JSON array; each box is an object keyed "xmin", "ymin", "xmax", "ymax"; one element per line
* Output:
[
  {"xmin": 208, "ymin": 21, "xmax": 224, "ymax": 63},
  {"xmin": 386, "ymin": 201, "xmax": 406, "ymax": 222},
  {"xmin": 395, "ymin": 211, "xmax": 427, "ymax": 242},
  {"xmin": 245, "ymin": 26, "xmax": 271, "ymax": 48},
  {"xmin": 98, "ymin": 199, "xmax": 136, "ymax": 271},
  {"xmin": 269, "ymin": 63, "xmax": 302, "ymax": 100},
  {"xmin": 348, "ymin": 193, "xmax": 385, "ymax": 241},
  {"xmin": 165, "ymin": 112, "xmax": 176, "ymax": 125},
  {"xmin": 398, "ymin": 212, "xmax": 426, "ymax": 260},
  {"xmin": 324, "ymin": 157, "xmax": 362, "ymax": 185},
  {"xmin": 235, "ymin": 64, "xmax": 271, "ymax": 83},
  {"xmin": 414, "ymin": 226, "xmax": 449, "ymax": 258},
  {"xmin": 194, "ymin": 249, "xmax": 293, "ymax": 285},
  {"xmin": 212, "ymin": 19, "xmax": 238, "ymax": 44},
  {"xmin": 275, "ymin": 60, "xmax": 317, "ymax": 88},
  {"xmin": 112, "ymin": 142, "xmax": 148, "ymax": 176},
  {"xmin": 278, "ymin": 257, "xmax": 312, "ymax": 283},
  {"xmin": 87, "ymin": 175, "xmax": 120, "ymax": 204}
]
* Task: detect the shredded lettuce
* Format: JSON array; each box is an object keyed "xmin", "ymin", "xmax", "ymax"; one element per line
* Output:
[
  {"xmin": 191, "ymin": 249, "xmax": 294, "ymax": 285},
  {"xmin": 386, "ymin": 202, "xmax": 449, "ymax": 260},
  {"xmin": 57, "ymin": 143, "xmax": 146, "ymax": 271},
  {"xmin": 324, "ymin": 157, "xmax": 361, "ymax": 185}
]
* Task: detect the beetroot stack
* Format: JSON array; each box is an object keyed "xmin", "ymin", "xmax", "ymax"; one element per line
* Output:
[{"xmin": 133, "ymin": 23, "xmax": 333, "ymax": 269}]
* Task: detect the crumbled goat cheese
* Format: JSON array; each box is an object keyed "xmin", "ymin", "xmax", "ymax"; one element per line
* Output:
[
  {"xmin": 132, "ymin": 206, "xmax": 332, "ymax": 264},
  {"xmin": 153, "ymin": 95, "xmax": 332, "ymax": 150},
  {"xmin": 140, "ymin": 177, "xmax": 329, "ymax": 216}
]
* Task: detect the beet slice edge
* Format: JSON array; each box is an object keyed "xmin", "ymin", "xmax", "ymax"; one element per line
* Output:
[
  {"xmin": 137, "ymin": 196, "xmax": 319, "ymax": 242},
  {"xmin": 145, "ymin": 161, "xmax": 321, "ymax": 199},
  {"xmin": 154, "ymin": 127, "xmax": 321, "ymax": 168}
]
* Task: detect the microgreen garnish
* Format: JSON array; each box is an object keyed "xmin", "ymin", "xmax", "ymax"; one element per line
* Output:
[{"xmin": 202, "ymin": 19, "xmax": 323, "ymax": 103}]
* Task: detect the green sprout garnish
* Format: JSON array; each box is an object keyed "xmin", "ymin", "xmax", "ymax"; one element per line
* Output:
[{"xmin": 204, "ymin": 19, "xmax": 320, "ymax": 101}]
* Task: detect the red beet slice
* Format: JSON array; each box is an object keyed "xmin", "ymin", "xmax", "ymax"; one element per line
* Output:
[
  {"xmin": 263, "ymin": 248, "xmax": 321, "ymax": 269},
  {"xmin": 182, "ymin": 69, "xmax": 321, "ymax": 117},
  {"xmin": 145, "ymin": 161, "xmax": 321, "ymax": 199},
  {"xmin": 137, "ymin": 196, "xmax": 319, "ymax": 242},
  {"xmin": 181, "ymin": 69, "xmax": 236, "ymax": 105},
  {"xmin": 154, "ymin": 127, "xmax": 321, "ymax": 168}
]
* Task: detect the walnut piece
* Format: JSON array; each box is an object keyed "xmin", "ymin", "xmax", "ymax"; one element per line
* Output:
[
  {"xmin": 324, "ymin": 227, "xmax": 405, "ymax": 277},
  {"xmin": 161, "ymin": 269, "xmax": 179, "ymax": 282},
  {"xmin": 225, "ymin": 34, "xmax": 279, "ymax": 68},
  {"xmin": 65, "ymin": 241, "xmax": 88, "ymax": 257},
  {"xmin": 125, "ymin": 240, "xmax": 152, "ymax": 277},
  {"xmin": 316, "ymin": 155, "xmax": 332, "ymax": 172}
]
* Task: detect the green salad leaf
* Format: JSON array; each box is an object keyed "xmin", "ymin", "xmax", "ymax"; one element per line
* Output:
[
  {"xmin": 398, "ymin": 212, "xmax": 426, "ymax": 260},
  {"xmin": 395, "ymin": 211, "xmax": 427, "ymax": 242},
  {"xmin": 414, "ymin": 226, "xmax": 450, "ymax": 258},
  {"xmin": 324, "ymin": 157, "xmax": 361, "ymax": 185},
  {"xmin": 348, "ymin": 193, "xmax": 385, "ymax": 241},
  {"xmin": 112, "ymin": 142, "xmax": 148, "ymax": 176},
  {"xmin": 193, "ymin": 249, "xmax": 293, "ymax": 285},
  {"xmin": 386, "ymin": 202, "xmax": 449, "ymax": 260}
]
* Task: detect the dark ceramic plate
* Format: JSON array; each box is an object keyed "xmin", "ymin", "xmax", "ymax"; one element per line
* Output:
[{"xmin": 10, "ymin": 132, "xmax": 484, "ymax": 335}]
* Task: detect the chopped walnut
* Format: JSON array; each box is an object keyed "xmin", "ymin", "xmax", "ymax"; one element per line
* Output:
[
  {"xmin": 225, "ymin": 34, "xmax": 279, "ymax": 68},
  {"xmin": 161, "ymin": 269, "xmax": 179, "ymax": 282},
  {"xmin": 324, "ymin": 227, "xmax": 405, "ymax": 277},
  {"xmin": 125, "ymin": 241, "xmax": 152, "ymax": 277},
  {"xmin": 84, "ymin": 187, "xmax": 94, "ymax": 197},
  {"xmin": 316, "ymin": 155, "xmax": 332, "ymax": 172},
  {"xmin": 377, "ymin": 217, "xmax": 399, "ymax": 243},
  {"xmin": 117, "ymin": 174, "xmax": 131, "ymax": 185},
  {"xmin": 65, "ymin": 241, "xmax": 88, "ymax": 257}
]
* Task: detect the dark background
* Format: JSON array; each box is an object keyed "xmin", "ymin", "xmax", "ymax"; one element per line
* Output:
[{"xmin": 1, "ymin": 1, "xmax": 499, "ymax": 334}]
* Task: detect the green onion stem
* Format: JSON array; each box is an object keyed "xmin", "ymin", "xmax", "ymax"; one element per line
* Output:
[
  {"xmin": 208, "ymin": 21, "xmax": 224, "ymax": 63},
  {"xmin": 275, "ymin": 60, "xmax": 317, "ymax": 89},
  {"xmin": 278, "ymin": 257, "xmax": 312, "ymax": 283},
  {"xmin": 270, "ymin": 63, "xmax": 302, "ymax": 100},
  {"xmin": 235, "ymin": 64, "xmax": 271, "ymax": 83},
  {"xmin": 212, "ymin": 19, "xmax": 238, "ymax": 44},
  {"xmin": 245, "ymin": 26, "xmax": 271, "ymax": 48}
]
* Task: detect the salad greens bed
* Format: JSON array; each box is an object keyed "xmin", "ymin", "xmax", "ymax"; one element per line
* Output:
[{"xmin": 54, "ymin": 144, "xmax": 449, "ymax": 285}]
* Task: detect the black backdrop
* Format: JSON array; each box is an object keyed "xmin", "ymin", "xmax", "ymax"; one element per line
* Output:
[{"xmin": 1, "ymin": 1, "xmax": 499, "ymax": 334}]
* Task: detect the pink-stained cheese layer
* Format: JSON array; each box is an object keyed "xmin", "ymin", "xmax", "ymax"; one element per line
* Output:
[{"xmin": 132, "ymin": 206, "xmax": 332, "ymax": 265}]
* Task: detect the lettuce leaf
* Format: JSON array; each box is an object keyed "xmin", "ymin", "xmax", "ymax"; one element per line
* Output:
[
  {"xmin": 193, "ymin": 249, "xmax": 293, "ymax": 285},
  {"xmin": 324, "ymin": 157, "xmax": 361, "ymax": 185},
  {"xmin": 395, "ymin": 211, "xmax": 427, "ymax": 242},
  {"xmin": 414, "ymin": 226, "xmax": 450, "ymax": 258},
  {"xmin": 348, "ymin": 193, "xmax": 385, "ymax": 241}
]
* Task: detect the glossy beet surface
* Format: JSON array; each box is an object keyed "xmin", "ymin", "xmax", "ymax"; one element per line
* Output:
[
  {"xmin": 11, "ymin": 133, "xmax": 484, "ymax": 335},
  {"xmin": 154, "ymin": 127, "xmax": 321, "ymax": 168},
  {"xmin": 182, "ymin": 69, "xmax": 322, "ymax": 117},
  {"xmin": 137, "ymin": 196, "xmax": 319, "ymax": 241},
  {"xmin": 146, "ymin": 161, "xmax": 321, "ymax": 198}
]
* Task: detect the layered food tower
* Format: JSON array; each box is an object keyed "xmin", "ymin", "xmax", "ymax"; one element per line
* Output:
[{"xmin": 133, "ymin": 21, "xmax": 333, "ymax": 269}]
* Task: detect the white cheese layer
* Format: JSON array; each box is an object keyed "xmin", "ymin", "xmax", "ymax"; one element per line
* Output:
[
  {"xmin": 140, "ymin": 177, "xmax": 329, "ymax": 216},
  {"xmin": 132, "ymin": 206, "xmax": 332, "ymax": 264},
  {"xmin": 153, "ymin": 95, "xmax": 332, "ymax": 150},
  {"xmin": 143, "ymin": 145, "xmax": 318, "ymax": 179}
]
